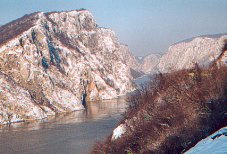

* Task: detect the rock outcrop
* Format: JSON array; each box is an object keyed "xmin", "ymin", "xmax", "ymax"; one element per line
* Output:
[
  {"xmin": 138, "ymin": 35, "xmax": 227, "ymax": 75},
  {"xmin": 0, "ymin": 10, "xmax": 137, "ymax": 124},
  {"xmin": 215, "ymin": 39, "xmax": 227, "ymax": 66},
  {"xmin": 158, "ymin": 35, "xmax": 227, "ymax": 72},
  {"xmin": 141, "ymin": 54, "xmax": 161, "ymax": 74},
  {"xmin": 111, "ymin": 34, "xmax": 227, "ymax": 143}
]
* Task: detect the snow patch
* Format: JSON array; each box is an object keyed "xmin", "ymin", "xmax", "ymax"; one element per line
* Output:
[
  {"xmin": 111, "ymin": 124, "xmax": 126, "ymax": 140},
  {"xmin": 185, "ymin": 127, "xmax": 227, "ymax": 154}
]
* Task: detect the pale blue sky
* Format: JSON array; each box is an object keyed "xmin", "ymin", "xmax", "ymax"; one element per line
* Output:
[{"xmin": 0, "ymin": 0, "xmax": 227, "ymax": 56}]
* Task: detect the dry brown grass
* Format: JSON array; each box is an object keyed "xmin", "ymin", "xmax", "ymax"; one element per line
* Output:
[
  {"xmin": 91, "ymin": 64, "xmax": 227, "ymax": 154},
  {"xmin": 0, "ymin": 12, "xmax": 40, "ymax": 47}
]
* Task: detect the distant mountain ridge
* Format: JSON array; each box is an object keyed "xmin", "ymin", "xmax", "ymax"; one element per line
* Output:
[
  {"xmin": 140, "ymin": 33, "xmax": 227, "ymax": 74},
  {"xmin": 172, "ymin": 33, "xmax": 227, "ymax": 45},
  {"xmin": 139, "ymin": 54, "xmax": 161, "ymax": 74}
]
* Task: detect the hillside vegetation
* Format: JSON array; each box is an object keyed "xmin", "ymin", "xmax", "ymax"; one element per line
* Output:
[{"xmin": 92, "ymin": 62, "xmax": 227, "ymax": 153}]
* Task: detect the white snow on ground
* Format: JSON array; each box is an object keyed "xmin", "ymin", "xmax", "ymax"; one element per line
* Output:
[
  {"xmin": 111, "ymin": 124, "xmax": 126, "ymax": 140},
  {"xmin": 185, "ymin": 127, "xmax": 227, "ymax": 154}
]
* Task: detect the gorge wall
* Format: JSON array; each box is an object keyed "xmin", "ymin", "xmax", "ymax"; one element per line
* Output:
[
  {"xmin": 0, "ymin": 9, "xmax": 226, "ymax": 125},
  {"xmin": 0, "ymin": 10, "xmax": 139, "ymax": 124},
  {"xmin": 140, "ymin": 34, "xmax": 227, "ymax": 73},
  {"xmin": 112, "ymin": 34, "xmax": 227, "ymax": 141}
]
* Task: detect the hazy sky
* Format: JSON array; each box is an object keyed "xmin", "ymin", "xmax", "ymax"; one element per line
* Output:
[{"xmin": 0, "ymin": 0, "xmax": 227, "ymax": 56}]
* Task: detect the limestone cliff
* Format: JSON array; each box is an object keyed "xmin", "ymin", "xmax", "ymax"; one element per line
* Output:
[
  {"xmin": 158, "ymin": 35, "xmax": 227, "ymax": 72},
  {"xmin": 0, "ymin": 10, "xmax": 137, "ymax": 124},
  {"xmin": 140, "ymin": 35, "xmax": 227, "ymax": 75},
  {"xmin": 141, "ymin": 54, "xmax": 161, "ymax": 74}
]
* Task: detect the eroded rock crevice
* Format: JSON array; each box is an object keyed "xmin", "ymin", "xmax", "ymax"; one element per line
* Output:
[{"xmin": 0, "ymin": 10, "xmax": 138, "ymax": 124}]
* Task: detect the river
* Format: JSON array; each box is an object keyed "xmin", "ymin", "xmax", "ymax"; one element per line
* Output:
[{"xmin": 0, "ymin": 98, "xmax": 127, "ymax": 154}]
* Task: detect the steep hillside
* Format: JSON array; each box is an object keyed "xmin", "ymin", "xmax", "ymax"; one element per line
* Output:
[
  {"xmin": 93, "ymin": 65, "xmax": 227, "ymax": 154},
  {"xmin": 141, "ymin": 54, "xmax": 161, "ymax": 74},
  {"xmin": 92, "ymin": 41, "xmax": 227, "ymax": 153},
  {"xmin": 137, "ymin": 34, "xmax": 227, "ymax": 75},
  {"xmin": 0, "ymin": 10, "xmax": 138, "ymax": 124},
  {"xmin": 158, "ymin": 35, "xmax": 227, "ymax": 72}
]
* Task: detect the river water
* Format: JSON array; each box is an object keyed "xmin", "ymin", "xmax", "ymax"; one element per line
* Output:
[{"xmin": 0, "ymin": 98, "xmax": 127, "ymax": 154}]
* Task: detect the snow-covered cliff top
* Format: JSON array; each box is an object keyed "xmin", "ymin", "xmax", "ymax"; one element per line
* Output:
[
  {"xmin": 157, "ymin": 34, "xmax": 227, "ymax": 73},
  {"xmin": 0, "ymin": 10, "xmax": 139, "ymax": 124}
]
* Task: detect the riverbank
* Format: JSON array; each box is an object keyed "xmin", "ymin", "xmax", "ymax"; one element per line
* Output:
[
  {"xmin": 0, "ymin": 98, "xmax": 127, "ymax": 153},
  {"xmin": 92, "ymin": 65, "xmax": 227, "ymax": 153}
]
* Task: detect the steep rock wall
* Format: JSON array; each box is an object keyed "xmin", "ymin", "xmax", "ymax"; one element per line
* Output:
[{"xmin": 0, "ymin": 10, "xmax": 137, "ymax": 124}]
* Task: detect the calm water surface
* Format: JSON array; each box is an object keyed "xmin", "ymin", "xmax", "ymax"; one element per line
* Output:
[{"xmin": 0, "ymin": 98, "xmax": 127, "ymax": 154}]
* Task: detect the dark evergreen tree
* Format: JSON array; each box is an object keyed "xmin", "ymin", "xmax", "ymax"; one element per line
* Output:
[{"xmin": 42, "ymin": 57, "xmax": 49, "ymax": 69}]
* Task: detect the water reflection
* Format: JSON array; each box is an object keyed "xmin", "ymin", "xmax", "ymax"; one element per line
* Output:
[
  {"xmin": 0, "ymin": 97, "xmax": 127, "ymax": 132},
  {"xmin": 0, "ymin": 98, "xmax": 127, "ymax": 154}
]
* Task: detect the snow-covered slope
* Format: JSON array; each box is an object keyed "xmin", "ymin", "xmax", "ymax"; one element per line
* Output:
[
  {"xmin": 141, "ymin": 54, "xmax": 161, "ymax": 74},
  {"xmin": 185, "ymin": 127, "xmax": 227, "ymax": 154},
  {"xmin": 158, "ymin": 35, "xmax": 227, "ymax": 73},
  {"xmin": 138, "ymin": 34, "xmax": 227, "ymax": 75},
  {"xmin": 0, "ymin": 10, "xmax": 138, "ymax": 124},
  {"xmin": 111, "ymin": 34, "xmax": 227, "ymax": 146}
]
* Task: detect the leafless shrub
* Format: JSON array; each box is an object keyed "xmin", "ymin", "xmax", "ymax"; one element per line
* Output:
[
  {"xmin": 0, "ymin": 12, "xmax": 40, "ymax": 47},
  {"xmin": 92, "ymin": 64, "xmax": 227, "ymax": 154}
]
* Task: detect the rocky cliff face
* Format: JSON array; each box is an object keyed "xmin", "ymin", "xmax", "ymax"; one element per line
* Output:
[
  {"xmin": 158, "ymin": 35, "xmax": 227, "ymax": 73},
  {"xmin": 111, "ymin": 35, "xmax": 227, "ymax": 143},
  {"xmin": 141, "ymin": 35, "xmax": 227, "ymax": 74},
  {"xmin": 141, "ymin": 54, "xmax": 161, "ymax": 74},
  {"xmin": 137, "ymin": 35, "xmax": 227, "ymax": 75},
  {"xmin": 0, "ymin": 10, "xmax": 137, "ymax": 124}
]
